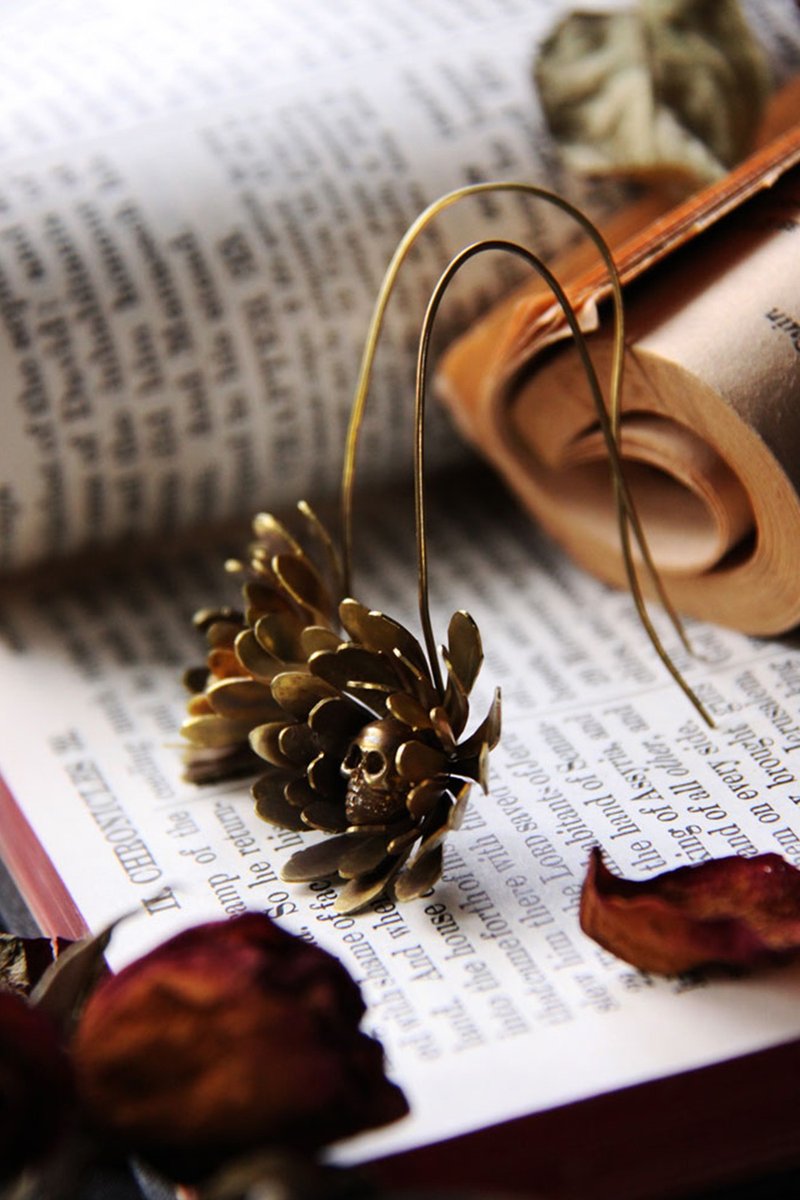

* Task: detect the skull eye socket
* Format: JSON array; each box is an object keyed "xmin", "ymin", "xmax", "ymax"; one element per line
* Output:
[
  {"xmin": 343, "ymin": 744, "xmax": 362, "ymax": 772},
  {"xmin": 364, "ymin": 750, "xmax": 386, "ymax": 777}
]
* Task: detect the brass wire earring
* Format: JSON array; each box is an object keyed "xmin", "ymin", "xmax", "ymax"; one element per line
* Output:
[
  {"xmin": 340, "ymin": 181, "xmax": 711, "ymax": 724},
  {"xmin": 181, "ymin": 183, "xmax": 710, "ymax": 915}
]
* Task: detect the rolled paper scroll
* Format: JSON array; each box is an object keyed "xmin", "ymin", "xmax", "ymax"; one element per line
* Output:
[{"xmin": 439, "ymin": 122, "xmax": 800, "ymax": 634}]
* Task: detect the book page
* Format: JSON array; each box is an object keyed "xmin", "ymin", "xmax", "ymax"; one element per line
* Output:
[
  {"xmin": 0, "ymin": 0, "xmax": 621, "ymax": 575},
  {"xmin": 4, "ymin": 0, "xmax": 795, "ymax": 576},
  {"xmin": 2, "ymin": 468, "xmax": 800, "ymax": 1162}
]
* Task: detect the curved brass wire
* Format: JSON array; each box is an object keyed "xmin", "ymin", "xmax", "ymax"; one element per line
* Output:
[
  {"xmin": 341, "ymin": 184, "xmax": 684, "ymax": 633},
  {"xmin": 341, "ymin": 181, "xmax": 712, "ymax": 725},
  {"xmin": 415, "ymin": 238, "xmax": 711, "ymax": 724}
]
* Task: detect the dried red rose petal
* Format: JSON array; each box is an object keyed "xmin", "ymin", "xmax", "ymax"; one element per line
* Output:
[
  {"xmin": 580, "ymin": 847, "xmax": 800, "ymax": 974},
  {"xmin": 0, "ymin": 991, "xmax": 73, "ymax": 1181},
  {"xmin": 72, "ymin": 914, "xmax": 408, "ymax": 1183}
]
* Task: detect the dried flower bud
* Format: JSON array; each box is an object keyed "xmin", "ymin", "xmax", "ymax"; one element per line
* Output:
[
  {"xmin": 0, "ymin": 991, "xmax": 73, "ymax": 1181},
  {"xmin": 72, "ymin": 915, "xmax": 408, "ymax": 1183}
]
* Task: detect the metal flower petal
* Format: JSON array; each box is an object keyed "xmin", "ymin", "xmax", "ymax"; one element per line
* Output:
[
  {"xmin": 180, "ymin": 503, "xmax": 344, "ymax": 785},
  {"xmin": 249, "ymin": 591, "xmax": 500, "ymax": 913},
  {"xmin": 181, "ymin": 507, "xmax": 500, "ymax": 911}
]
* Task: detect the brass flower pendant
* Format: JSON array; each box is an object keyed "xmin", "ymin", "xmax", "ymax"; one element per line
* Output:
[
  {"xmin": 182, "ymin": 503, "xmax": 499, "ymax": 914},
  {"xmin": 181, "ymin": 179, "xmax": 709, "ymax": 916}
]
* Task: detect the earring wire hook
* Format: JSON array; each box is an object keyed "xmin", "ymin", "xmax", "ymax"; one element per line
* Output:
[{"xmin": 340, "ymin": 182, "xmax": 712, "ymax": 726}]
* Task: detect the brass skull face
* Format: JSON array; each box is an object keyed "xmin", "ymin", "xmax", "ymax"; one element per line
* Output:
[{"xmin": 342, "ymin": 717, "xmax": 410, "ymax": 826}]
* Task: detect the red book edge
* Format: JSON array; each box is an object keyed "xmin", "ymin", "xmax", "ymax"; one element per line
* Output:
[
  {"xmin": 0, "ymin": 773, "xmax": 88, "ymax": 940},
  {"xmin": 366, "ymin": 1037, "xmax": 800, "ymax": 1199}
]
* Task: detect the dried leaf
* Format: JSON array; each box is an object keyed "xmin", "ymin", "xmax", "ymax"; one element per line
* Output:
[
  {"xmin": 31, "ymin": 921, "xmax": 120, "ymax": 1034},
  {"xmin": 535, "ymin": 0, "xmax": 770, "ymax": 186},
  {"xmin": 580, "ymin": 848, "xmax": 800, "ymax": 974},
  {"xmin": 0, "ymin": 935, "xmax": 69, "ymax": 997},
  {"xmin": 0, "ymin": 992, "xmax": 76, "ymax": 1190},
  {"xmin": 73, "ymin": 916, "xmax": 407, "ymax": 1183}
]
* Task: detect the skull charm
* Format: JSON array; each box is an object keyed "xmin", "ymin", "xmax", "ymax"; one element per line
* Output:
[{"xmin": 342, "ymin": 717, "xmax": 411, "ymax": 826}]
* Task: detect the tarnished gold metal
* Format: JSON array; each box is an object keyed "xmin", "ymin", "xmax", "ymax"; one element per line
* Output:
[
  {"xmin": 183, "ymin": 179, "xmax": 713, "ymax": 917},
  {"xmin": 342, "ymin": 717, "xmax": 415, "ymax": 825},
  {"xmin": 417, "ymin": 236, "xmax": 712, "ymax": 724},
  {"xmin": 340, "ymin": 183, "xmax": 711, "ymax": 725},
  {"xmin": 265, "ymin": 601, "xmax": 501, "ymax": 910}
]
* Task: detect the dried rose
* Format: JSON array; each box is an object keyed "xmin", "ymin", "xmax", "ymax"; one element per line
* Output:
[
  {"xmin": 0, "ymin": 991, "xmax": 73, "ymax": 1181},
  {"xmin": 580, "ymin": 846, "xmax": 800, "ymax": 974},
  {"xmin": 72, "ymin": 914, "xmax": 408, "ymax": 1184}
]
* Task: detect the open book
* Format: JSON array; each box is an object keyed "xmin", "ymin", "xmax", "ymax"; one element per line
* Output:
[{"xmin": 2, "ymin": 3, "xmax": 800, "ymax": 1198}]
